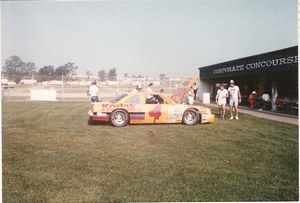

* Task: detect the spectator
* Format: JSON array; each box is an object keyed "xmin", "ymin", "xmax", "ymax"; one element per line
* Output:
[
  {"xmin": 147, "ymin": 83, "xmax": 154, "ymax": 93},
  {"xmin": 259, "ymin": 92, "xmax": 270, "ymax": 110},
  {"xmin": 216, "ymin": 84, "xmax": 228, "ymax": 119},
  {"xmin": 146, "ymin": 83, "xmax": 154, "ymax": 100},
  {"xmin": 248, "ymin": 91, "xmax": 257, "ymax": 109},
  {"xmin": 228, "ymin": 80, "xmax": 241, "ymax": 120},
  {"xmin": 131, "ymin": 84, "xmax": 142, "ymax": 93},
  {"xmin": 159, "ymin": 89, "xmax": 165, "ymax": 94},
  {"xmin": 192, "ymin": 82, "xmax": 199, "ymax": 99},
  {"xmin": 88, "ymin": 80, "xmax": 100, "ymax": 103},
  {"xmin": 187, "ymin": 86, "xmax": 194, "ymax": 105}
]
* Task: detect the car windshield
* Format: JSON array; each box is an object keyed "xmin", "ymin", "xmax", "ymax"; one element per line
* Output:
[{"xmin": 110, "ymin": 94, "xmax": 127, "ymax": 103}]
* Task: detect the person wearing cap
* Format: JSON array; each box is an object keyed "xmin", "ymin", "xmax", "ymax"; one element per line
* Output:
[
  {"xmin": 228, "ymin": 80, "xmax": 241, "ymax": 120},
  {"xmin": 88, "ymin": 80, "xmax": 100, "ymax": 103},
  {"xmin": 248, "ymin": 91, "xmax": 257, "ymax": 109},
  {"xmin": 216, "ymin": 84, "xmax": 228, "ymax": 119}
]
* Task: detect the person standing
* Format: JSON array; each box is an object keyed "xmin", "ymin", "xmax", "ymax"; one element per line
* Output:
[
  {"xmin": 131, "ymin": 84, "xmax": 142, "ymax": 93},
  {"xmin": 88, "ymin": 80, "xmax": 100, "ymax": 102},
  {"xmin": 228, "ymin": 80, "xmax": 241, "ymax": 120},
  {"xmin": 192, "ymin": 82, "xmax": 199, "ymax": 99},
  {"xmin": 147, "ymin": 83, "xmax": 154, "ymax": 93},
  {"xmin": 216, "ymin": 84, "xmax": 228, "ymax": 119},
  {"xmin": 248, "ymin": 91, "xmax": 257, "ymax": 109},
  {"xmin": 187, "ymin": 86, "xmax": 194, "ymax": 105}
]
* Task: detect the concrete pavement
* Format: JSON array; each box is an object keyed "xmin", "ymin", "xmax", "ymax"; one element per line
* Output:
[{"xmin": 203, "ymin": 103, "xmax": 298, "ymax": 125}]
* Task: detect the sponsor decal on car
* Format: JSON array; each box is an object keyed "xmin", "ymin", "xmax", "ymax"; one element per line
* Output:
[
  {"xmin": 102, "ymin": 103, "xmax": 136, "ymax": 112},
  {"xmin": 130, "ymin": 112, "xmax": 145, "ymax": 121}
]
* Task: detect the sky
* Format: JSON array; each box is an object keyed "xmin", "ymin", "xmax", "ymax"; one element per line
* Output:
[{"xmin": 1, "ymin": 0, "xmax": 298, "ymax": 77}]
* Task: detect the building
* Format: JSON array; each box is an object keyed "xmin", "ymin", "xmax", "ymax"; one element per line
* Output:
[{"xmin": 198, "ymin": 46, "xmax": 298, "ymax": 114}]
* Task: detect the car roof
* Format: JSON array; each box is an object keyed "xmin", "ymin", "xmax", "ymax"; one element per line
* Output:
[{"xmin": 120, "ymin": 92, "xmax": 177, "ymax": 104}]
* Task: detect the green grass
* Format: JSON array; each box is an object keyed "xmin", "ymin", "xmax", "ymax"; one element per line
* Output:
[{"xmin": 2, "ymin": 101, "xmax": 298, "ymax": 202}]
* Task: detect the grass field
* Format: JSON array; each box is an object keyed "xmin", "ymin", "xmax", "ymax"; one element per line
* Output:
[{"xmin": 2, "ymin": 101, "xmax": 299, "ymax": 202}]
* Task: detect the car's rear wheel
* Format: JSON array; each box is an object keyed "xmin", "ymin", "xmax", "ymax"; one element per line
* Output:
[
  {"xmin": 182, "ymin": 109, "xmax": 200, "ymax": 125},
  {"xmin": 109, "ymin": 109, "xmax": 129, "ymax": 127}
]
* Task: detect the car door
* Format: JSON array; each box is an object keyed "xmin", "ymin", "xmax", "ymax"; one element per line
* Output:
[
  {"xmin": 143, "ymin": 94, "xmax": 171, "ymax": 123},
  {"xmin": 122, "ymin": 94, "xmax": 145, "ymax": 124}
]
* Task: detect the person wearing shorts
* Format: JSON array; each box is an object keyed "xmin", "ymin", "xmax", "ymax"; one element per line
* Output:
[
  {"xmin": 228, "ymin": 80, "xmax": 241, "ymax": 120},
  {"xmin": 216, "ymin": 84, "xmax": 228, "ymax": 119},
  {"xmin": 88, "ymin": 80, "xmax": 100, "ymax": 103}
]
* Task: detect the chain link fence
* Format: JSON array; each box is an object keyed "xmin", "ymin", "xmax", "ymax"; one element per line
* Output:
[{"xmin": 2, "ymin": 77, "xmax": 184, "ymax": 102}]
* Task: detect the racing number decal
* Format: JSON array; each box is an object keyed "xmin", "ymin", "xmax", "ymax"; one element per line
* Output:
[{"xmin": 148, "ymin": 105, "xmax": 162, "ymax": 122}]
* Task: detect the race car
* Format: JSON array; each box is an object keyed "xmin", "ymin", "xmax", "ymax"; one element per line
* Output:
[{"xmin": 88, "ymin": 92, "xmax": 215, "ymax": 127}]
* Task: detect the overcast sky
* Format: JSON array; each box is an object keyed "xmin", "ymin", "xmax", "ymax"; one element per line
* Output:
[{"xmin": 1, "ymin": 0, "xmax": 297, "ymax": 77}]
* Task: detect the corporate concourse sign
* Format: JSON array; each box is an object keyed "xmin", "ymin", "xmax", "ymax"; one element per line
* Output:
[{"xmin": 199, "ymin": 46, "xmax": 298, "ymax": 79}]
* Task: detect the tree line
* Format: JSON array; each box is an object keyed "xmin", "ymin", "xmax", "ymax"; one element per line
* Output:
[
  {"xmin": 2, "ymin": 56, "xmax": 117, "ymax": 83},
  {"xmin": 2, "ymin": 55, "xmax": 167, "ymax": 83}
]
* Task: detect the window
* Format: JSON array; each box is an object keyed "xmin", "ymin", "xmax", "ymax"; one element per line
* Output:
[
  {"xmin": 110, "ymin": 94, "xmax": 127, "ymax": 103},
  {"xmin": 145, "ymin": 95, "xmax": 165, "ymax": 104},
  {"xmin": 124, "ymin": 95, "xmax": 141, "ymax": 104}
]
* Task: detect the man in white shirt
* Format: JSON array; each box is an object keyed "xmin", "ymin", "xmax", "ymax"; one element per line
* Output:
[
  {"xmin": 216, "ymin": 84, "xmax": 228, "ymax": 119},
  {"xmin": 88, "ymin": 80, "xmax": 100, "ymax": 103},
  {"xmin": 147, "ymin": 83, "xmax": 154, "ymax": 93},
  {"xmin": 228, "ymin": 80, "xmax": 241, "ymax": 120},
  {"xmin": 146, "ymin": 83, "xmax": 155, "ymax": 103}
]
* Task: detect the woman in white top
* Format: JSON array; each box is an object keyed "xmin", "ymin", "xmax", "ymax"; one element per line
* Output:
[
  {"xmin": 216, "ymin": 84, "xmax": 228, "ymax": 119},
  {"xmin": 187, "ymin": 86, "xmax": 194, "ymax": 105}
]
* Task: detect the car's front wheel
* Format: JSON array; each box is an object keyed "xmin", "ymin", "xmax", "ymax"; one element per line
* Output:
[
  {"xmin": 109, "ymin": 109, "xmax": 129, "ymax": 127},
  {"xmin": 182, "ymin": 109, "xmax": 200, "ymax": 125}
]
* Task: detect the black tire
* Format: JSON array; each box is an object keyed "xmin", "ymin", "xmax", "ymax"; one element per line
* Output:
[
  {"xmin": 109, "ymin": 109, "xmax": 129, "ymax": 127},
  {"xmin": 182, "ymin": 109, "xmax": 200, "ymax": 125}
]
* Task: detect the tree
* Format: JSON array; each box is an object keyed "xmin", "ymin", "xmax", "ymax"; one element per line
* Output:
[
  {"xmin": 38, "ymin": 65, "xmax": 55, "ymax": 81},
  {"xmin": 54, "ymin": 62, "xmax": 78, "ymax": 80},
  {"xmin": 98, "ymin": 70, "xmax": 106, "ymax": 82},
  {"xmin": 2, "ymin": 56, "xmax": 36, "ymax": 83},
  {"xmin": 108, "ymin": 68, "xmax": 117, "ymax": 81},
  {"xmin": 159, "ymin": 73, "xmax": 166, "ymax": 80}
]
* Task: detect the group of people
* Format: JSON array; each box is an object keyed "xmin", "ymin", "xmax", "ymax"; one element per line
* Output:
[
  {"xmin": 88, "ymin": 80, "xmax": 200, "ymax": 105},
  {"xmin": 130, "ymin": 83, "xmax": 165, "ymax": 95},
  {"xmin": 186, "ymin": 82, "xmax": 199, "ymax": 105},
  {"xmin": 215, "ymin": 80, "xmax": 241, "ymax": 120},
  {"xmin": 248, "ymin": 91, "xmax": 271, "ymax": 110}
]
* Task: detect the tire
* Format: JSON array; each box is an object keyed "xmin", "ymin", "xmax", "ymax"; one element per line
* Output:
[
  {"xmin": 109, "ymin": 109, "xmax": 129, "ymax": 127},
  {"xmin": 182, "ymin": 109, "xmax": 200, "ymax": 125}
]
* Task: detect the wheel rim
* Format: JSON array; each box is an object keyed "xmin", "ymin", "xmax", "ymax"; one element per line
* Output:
[
  {"xmin": 184, "ymin": 111, "xmax": 197, "ymax": 124},
  {"xmin": 113, "ymin": 112, "xmax": 126, "ymax": 125}
]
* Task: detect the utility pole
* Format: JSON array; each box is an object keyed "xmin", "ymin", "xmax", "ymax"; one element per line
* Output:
[{"xmin": 31, "ymin": 71, "xmax": 34, "ymax": 88}]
